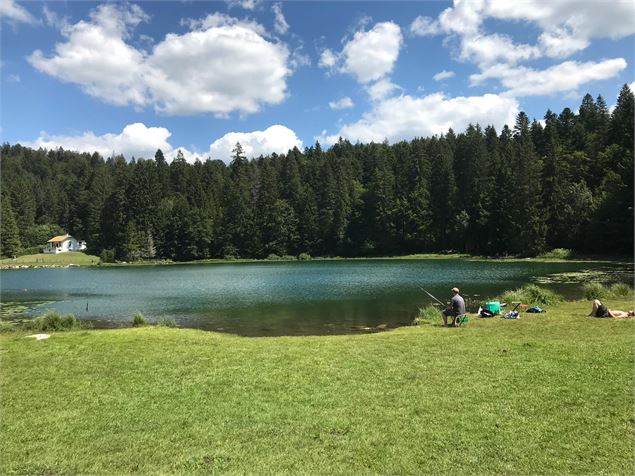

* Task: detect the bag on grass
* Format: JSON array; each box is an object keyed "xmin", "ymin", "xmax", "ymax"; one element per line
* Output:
[
  {"xmin": 526, "ymin": 306, "xmax": 546, "ymax": 313},
  {"xmin": 478, "ymin": 307, "xmax": 495, "ymax": 318}
]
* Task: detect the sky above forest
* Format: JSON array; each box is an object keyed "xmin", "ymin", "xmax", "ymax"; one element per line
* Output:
[{"xmin": 1, "ymin": 0, "xmax": 634, "ymax": 162}]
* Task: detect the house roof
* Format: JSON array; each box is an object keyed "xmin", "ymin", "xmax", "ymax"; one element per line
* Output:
[{"xmin": 47, "ymin": 234, "xmax": 71, "ymax": 243}]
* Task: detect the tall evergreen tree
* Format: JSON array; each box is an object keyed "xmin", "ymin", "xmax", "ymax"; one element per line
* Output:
[{"xmin": 1, "ymin": 194, "xmax": 22, "ymax": 257}]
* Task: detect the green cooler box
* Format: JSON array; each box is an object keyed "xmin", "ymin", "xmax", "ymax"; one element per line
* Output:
[{"xmin": 484, "ymin": 301, "xmax": 501, "ymax": 315}]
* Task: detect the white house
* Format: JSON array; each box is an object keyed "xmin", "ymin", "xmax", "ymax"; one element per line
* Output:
[{"xmin": 43, "ymin": 234, "xmax": 87, "ymax": 254}]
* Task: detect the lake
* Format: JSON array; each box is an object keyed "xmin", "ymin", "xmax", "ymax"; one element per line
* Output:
[{"xmin": 1, "ymin": 259, "xmax": 631, "ymax": 336}]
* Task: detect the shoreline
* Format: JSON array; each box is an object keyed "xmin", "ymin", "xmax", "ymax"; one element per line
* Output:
[{"xmin": 1, "ymin": 252, "xmax": 632, "ymax": 270}]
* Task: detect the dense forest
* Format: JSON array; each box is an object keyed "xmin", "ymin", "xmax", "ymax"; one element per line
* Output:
[{"xmin": 1, "ymin": 85, "xmax": 633, "ymax": 261}]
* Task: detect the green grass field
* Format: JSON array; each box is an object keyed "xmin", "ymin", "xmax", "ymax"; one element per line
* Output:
[
  {"xmin": 1, "ymin": 298, "xmax": 633, "ymax": 475},
  {"xmin": 0, "ymin": 252, "xmax": 99, "ymax": 267}
]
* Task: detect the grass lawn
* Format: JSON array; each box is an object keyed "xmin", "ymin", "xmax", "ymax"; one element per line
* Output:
[
  {"xmin": 1, "ymin": 298, "xmax": 633, "ymax": 475},
  {"xmin": 0, "ymin": 252, "xmax": 99, "ymax": 267}
]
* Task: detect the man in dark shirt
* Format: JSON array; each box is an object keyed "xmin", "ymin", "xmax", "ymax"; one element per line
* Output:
[{"xmin": 442, "ymin": 287, "xmax": 466, "ymax": 327}]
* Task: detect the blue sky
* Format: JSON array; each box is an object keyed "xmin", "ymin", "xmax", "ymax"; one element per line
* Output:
[{"xmin": 1, "ymin": 0, "xmax": 634, "ymax": 162}]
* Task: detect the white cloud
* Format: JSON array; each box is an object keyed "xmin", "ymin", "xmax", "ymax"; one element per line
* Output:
[
  {"xmin": 318, "ymin": 92, "xmax": 519, "ymax": 145},
  {"xmin": 329, "ymin": 97, "xmax": 354, "ymax": 110},
  {"xmin": 366, "ymin": 78, "xmax": 400, "ymax": 101},
  {"xmin": 426, "ymin": 0, "xmax": 635, "ymax": 60},
  {"xmin": 21, "ymin": 123, "xmax": 182, "ymax": 161},
  {"xmin": 319, "ymin": 22, "xmax": 402, "ymax": 85},
  {"xmin": 318, "ymin": 48, "xmax": 337, "ymax": 68},
  {"xmin": 227, "ymin": 0, "xmax": 260, "ymax": 11},
  {"xmin": 411, "ymin": 0, "xmax": 635, "ymax": 98},
  {"xmin": 341, "ymin": 22, "xmax": 403, "ymax": 83},
  {"xmin": 209, "ymin": 125, "xmax": 302, "ymax": 162},
  {"xmin": 28, "ymin": 4, "xmax": 151, "ymax": 108},
  {"xmin": 0, "ymin": 0, "xmax": 35, "ymax": 24},
  {"xmin": 272, "ymin": 2, "xmax": 289, "ymax": 35},
  {"xmin": 471, "ymin": 58, "xmax": 628, "ymax": 96},
  {"xmin": 6, "ymin": 73, "xmax": 20, "ymax": 82},
  {"xmin": 460, "ymin": 33, "xmax": 541, "ymax": 66},
  {"xmin": 18, "ymin": 122, "xmax": 301, "ymax": 164},
  {"xmin": 438, "ymin": 0, "xmax": 483, "ymax": 36},
  {"xmin": 433, "ymin": 70, "xmax": 455, "ymax": 81},
  {"xmin": 486, "ymin": 0, "xmax": 635, "ymax": 41},
  {"xmin": 42, "ymin": 4, "xmax": 68, "ymax": 30},
  {"xmin": 410, "ymin": 15, "xmax": 441, "ymax": 36},
  {"xmin": 28, "ymin": 5, "xmax": 292, "ymax": 116},
  {"xmin": 145, "ymin": 15, "xmax": 290, "ymax": 115},
  {"xmin": 538, "ymin": 27, "xmax": 590, "ymax": 59},
  {"xmin": 629, "ymin": 82, "xmax": 635, "ymax": 93}
]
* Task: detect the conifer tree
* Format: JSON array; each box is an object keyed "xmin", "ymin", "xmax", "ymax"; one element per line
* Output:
[{"xmin": 1, "ymin": 194, "xmax": 22, "ymax": 257}]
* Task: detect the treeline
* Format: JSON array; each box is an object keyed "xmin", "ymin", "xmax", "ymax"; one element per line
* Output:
[{"xmin": 1, "ymin": 85, "xmax": 633, "ymax": 260}]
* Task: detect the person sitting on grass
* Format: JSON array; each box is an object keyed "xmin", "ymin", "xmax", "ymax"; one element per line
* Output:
[
  {"xmin": 442, "ymin": 287, "xmax": 466, "ymax": 327},
  {"xmin": 589, "ymin": 299, "xmax": 634, "ymax": 318}
]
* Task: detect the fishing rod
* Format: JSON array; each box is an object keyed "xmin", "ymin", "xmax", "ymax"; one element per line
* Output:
[{"xmin": 420, "ymin": 287, "xmax": 447, "ymax": 307}]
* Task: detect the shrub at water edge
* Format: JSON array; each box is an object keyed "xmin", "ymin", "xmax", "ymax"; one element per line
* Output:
[
  {"xmin": 539, "ymin": 248, "xmax": 572, "ymax": 259},
  {"xmin": 583, "ymin": 282, "xmax": 609, "ymax": 300},
  {"xmin": 158, "ymin": 318, "xmax": 177, "ymax": 328},
  {"xmin": 411, "ymin": 305, "xmax": 440, "ymax": 326},
  {"xmin": 500, "ymin": 284, "xmax": 563, "ymax": 306},
  {"xmin": 584, "ymin": 282, "xmax": 633, "ymax": 300},
  {"xmin": 23, "ymin": 311, "xmax": 83, "ymax": 331},
  {"xmin": 132, "ymin": 312, "xmax": 147, "ymax": 327},
  {"xmin": 610, "ymin": 283, "xmax": 632, "ymax": 297}
]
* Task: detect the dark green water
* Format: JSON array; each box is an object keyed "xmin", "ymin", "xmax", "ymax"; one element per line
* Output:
[{"xmin": 1, "ymin": 259, "xmax": 631, "ymax": 336}]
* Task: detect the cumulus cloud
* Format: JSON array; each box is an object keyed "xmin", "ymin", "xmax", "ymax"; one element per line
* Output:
[
  {"xmin": 21, "ymin": 123, "xmax": 180, "ymax": 161},
  {"xmin": 226, "ymin": 0, "xmax": 260, "ymax": 11},
  {"xmin": 0, "ymin": 0, "xmax": 35, "ymax": 24},
  {"xmin": 366, "ymin": 78, "xmax": 400, "ymax": 101},
  {"xmin": 272, "ymin": 2, "xmax": 289, "ymax": 35},
  {"xmin": 537, "ymin": 27, "xmax": 590, "ymax": 58},
  {"xmin": 460, "ymin": 33, "xmax": 541, "ymax": 66},
  {"xmin": 341, "ymin": 22, "xmax": 403, "ymax": 83},
  {"xmin": 410, "ymin": 16, "xmax": 441, "ymax": 37},
  {"xmin": 19, "ymin": 122, "xmax": 302, "ymax": 164},
  {"xmin": 410, "ymin": 0, "xmax": 634, "ymax": 98},
  {"xmin": 318, "ymin": 48, "xmax": 337, "ymax": 68},
  {"xmin": 471, "ymin": 58, "xmax": 628, "ymax": 96},
  {"xmin": 318, "ymin": 92, "xmax": 519, "ymax": 145},
  {"xmin": 209, "ymin": 125, "xmax": 302, "ymax": 162},
  {"xmin": 328, "ymin": 97, "xmax": 354, "ymax": 110},
  {"xmin": 433, "ymin": 70, "xmax": 455, "ymax": 81},
  {"xmin": 145, "ymin": 15, "xmax": 290, "ymax": 115},
  {"xmin": 318, "ymin": 22, "xmax": 402, "ymax": 85},
  {"xmin": 424, "ymin": 0, "xmax": 635, "ymax": 61},
  {"xmin": 486, "ymin": 0, "xmax": 635, "ymax": 41},
  {"xmin": 29, "ymin": 4, "xmax": 149, "ymax": 107},
  {"xmin": 28, "ymin": 4, "xmax": 292, "ymax": 116}
]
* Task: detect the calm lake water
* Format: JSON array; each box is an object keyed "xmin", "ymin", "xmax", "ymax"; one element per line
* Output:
[{"xmin": 1, "ymin": 259, "xmax": 631, "ymax": 336}]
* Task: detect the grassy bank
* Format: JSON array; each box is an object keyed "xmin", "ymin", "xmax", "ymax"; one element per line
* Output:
[
  {"xmin": 1, "ymin": 297, "xmax": 633, "ymax": 475},
  {"xmin": 0, "ymin": 252, "xmax": 99, "ymax": 267},
  {"xmin": 2, "ymin": 251, "xmax": 630, "ymax": 269}
]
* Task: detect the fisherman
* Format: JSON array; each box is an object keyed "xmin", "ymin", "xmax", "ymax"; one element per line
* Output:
[{"xmin": 442, "ymin": 287, "xmax": 466, "ymax": 327}]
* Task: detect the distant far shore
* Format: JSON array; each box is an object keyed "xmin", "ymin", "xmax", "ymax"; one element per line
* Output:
[{"xmin": 1, "ymin": 251, "xmax": 632, "ymax": 270}]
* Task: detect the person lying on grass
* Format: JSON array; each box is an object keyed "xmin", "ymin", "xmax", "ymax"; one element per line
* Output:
[{"xmin": 589, "ymin": 299, "xmax": 634, "ymax": 318}]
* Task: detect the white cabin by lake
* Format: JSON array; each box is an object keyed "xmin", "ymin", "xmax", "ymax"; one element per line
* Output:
[{"xmin": 44, "ymin": 234, "xmax": 87, "ymax": 254}]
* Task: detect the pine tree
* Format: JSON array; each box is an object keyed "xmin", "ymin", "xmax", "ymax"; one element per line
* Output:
[
  {"xmin": 509, "ymin": 112, "xmax": 546, "ymax": 256},
  {"xmin": 428, "ymin": 137, "xmax": 457, "ymax": 250},
  {"xmin": 1, "ymin": 194, "xmax": 22, "ymax": 257},
  {"xmin": 609, "ymin": 84, "xmax": 635, "ymax": 153}
]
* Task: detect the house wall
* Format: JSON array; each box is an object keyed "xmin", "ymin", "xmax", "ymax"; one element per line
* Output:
[{"xmin": 44, "ymin": 238, "xmax": 85, "ymax": 253}]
